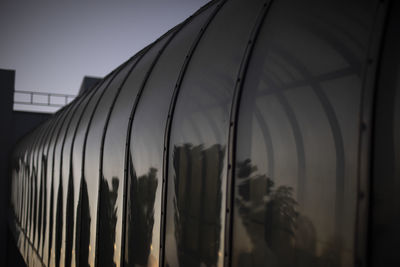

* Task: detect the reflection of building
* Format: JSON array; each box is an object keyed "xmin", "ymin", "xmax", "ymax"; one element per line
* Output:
[
  {"xmin": 171, "ymin": 144, "xmax": 224, "ymax": 266},
  {"xmin": 6, "ymin": 0, "xmax": 400, "ymax": 266}
]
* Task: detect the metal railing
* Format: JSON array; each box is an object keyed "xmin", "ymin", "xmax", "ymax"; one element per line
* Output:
[{"xmin": 14, "ymin": 90, "xmax": 76, "ymax": 107}]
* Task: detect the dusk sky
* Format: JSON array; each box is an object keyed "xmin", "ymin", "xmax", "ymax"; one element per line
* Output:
[{"xmin": 0, "ymin": 0, "xmax": 208, "ymax": 105}]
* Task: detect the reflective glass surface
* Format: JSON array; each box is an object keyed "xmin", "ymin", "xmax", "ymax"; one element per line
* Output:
[
  {"xmin": 50, "ymin": 100, "xmax": 82, "ymax": 267},
  {"xmin": 100, "ymin": 32, "xmax": 174, "ymax": 267},
  {"xmin": 83, "ymin": 60, "xmax": 136, "ymax": 267},
  {"xmin": 37, "ymin": 116, "xmax": 59, "ymax": 258},
  {"xmin": 28, "ymin": 123, "xmax": 47, "ymax": 243},
  {"xmin": 165, "ymin": 0, "xmax": 266, "ymax": 266},
  {"xmin": 34, "ymin": 118, "xmax": 57, "ymax": 262},
  {"xmin": 32, "ymin": 120, "xmax": 50, "ymax": 251},
  {"xmin": 371, "ymin": 2, "xmax": 400, "ymax": 265},
  {"xmin": 34, "ymin": 118, "xmax": 56, "ymax": 256},
  {"xmin": 125, "ymin": 3, "xmax": 216, "ymax": 266},
  {"xmin": 43, "ymin": 105, "xmax": 74, "ymax": 266},
  {"xmin": 56, "ymin": 93, "xmax": 94, "ymax": 266},
  {"xmin": 232, "ymin": 0, "xmax": 376, "ymax": 266},
  {"xmin": 71, "ymin": 76, "xmax": 114, "ymax": 267},
  {"xmin": 27, "ymin": 127, "xmax": 40, "ymax": 247},
  {"xmin": 59, "ymin": 88, "xmax": 97, "ymax": 267},
  {"xmin": 8, "ymin": 1, "xmax": 384, "ymax": 266},
  {"xmin": 24, "ymin": 124, "xmax": 38, "ymax": 241}
]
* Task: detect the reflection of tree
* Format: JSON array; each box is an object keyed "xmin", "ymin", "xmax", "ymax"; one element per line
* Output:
[
  {"xmin": 97, "ymin": 176, "xmax": 119, "ymax": 267},
  {"xmin": 65, "ymin": 168, "xmax": 74, "ymax": 267},
  {"xmin": 172, "ymin": 144, "xmax": 224, "ymax": 267},
  {"xmin": 77, "ymin": 178, "xmax": 91, "ymax": 267},
  {"xmin": 264, "ymin": 184, "xmax": 298, "ymax": 266},
  {"xmin": 235, "ymin": 159, "xmax": 340, "ymax": 267},
  {"xmin": 125, "ymin": 157, "xmax": 158, "ymax": 266}
]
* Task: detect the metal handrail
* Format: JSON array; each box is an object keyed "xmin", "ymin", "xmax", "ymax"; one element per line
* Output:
[{"xmin": 14, "ymin": 90, "xmax": 76, "ymax": 107}]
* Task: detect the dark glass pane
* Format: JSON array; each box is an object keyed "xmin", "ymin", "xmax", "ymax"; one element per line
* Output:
[
  {"xmin": 371, "ymin": 1, "xmax": 400, "ymax": 265},
  {"xmin": 125, "ymin": 3, "xmax": 217, "ymax": 266},
  {"xmin": 232, "ymin": 0, "xmax": 376, "ymax": 266},
  {"xmin": 165, "ymin": 0, "xmax": 266, "ymax": 266},
  {"xmin": 99, "ymin": 31, "xmax": 173, "ymax": 267},
  {"xmin": 83, "ymin": 60, "xmax": 136, "ymax": 267}
]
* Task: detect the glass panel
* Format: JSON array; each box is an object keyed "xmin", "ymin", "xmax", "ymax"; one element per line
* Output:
[
  {"xmin": 232, "ymin": 0, "xmax": 376, "ymax": 266},
  {"xmin": 125, "ymin": 3, "xmax": 217, "ymax": 267},
  {"xmin": 38, "ymin": 114, "xmax": 62, "ymax": 263},
  {"xmin": 51, "ymin": 94, "xmax": 93, "ymax": 266},
  {"xmin": 33, "ymin": 118, "xmax": 55, "ymax": 255},
  {"xmin": 21, "ymin": 143, "xmax": 27, "ymax": 232},
  {"xmin": 28, "ymin": 123, "xmax": 48, "ymax": 243},
  {"xmin": 30, "ymin": 123, "xmax": 43, "ymax": 249},
  {"xmin": 24, "ymin": 131, "xmax": 37, "ymax": 234},
  {"xmin": 83, "ymin": 59, "xmax": 137, "ymax": 267},
  {"xmin": 37, "ymin": 116, "xmax": 59, "ymax": 258},
  {"xmin": 371, "ymin": 1, "xmax": 400, "ymax": 265},
  {"xmin": 43, "ymin": 105, "xmax": 74, "ymax": 266},
  {"xmin": 21, "ymin": 128, "xmax": 34, "ymax": 236},
  {"xmin": 15, "ymin": 140, "xmax": 27, "ymax": 226},
  {"xmin": 26, "ymin": 127, "xmax": 37, "ymax": 240},
  {"xmin": 60, "ymin": 89, "xmax": 97, "ymax": 267},
  {"xmin": 99, "ymin": 31, "xmax": 173, "ymax": 267},
  {"xmin": 32, "ymin": 120, "xmax": 53, "ymax": 251},
  {"xmin": 165, "ymin": 0, "xmax": 266, "ymax": 266},
  {"xmin": 70, "ymin": 76, "xmax": 115, "ymax": 267},
  {"xmin": 50, "ymin": 100, "xmax": 84, "ymax": 267},
  {"xmin": 20, "ymin": 135, "xmax": 31, "ymax": 233},
  {"xmin": 24, "ymin": 121, "xmax": 41, "ymax": 239}
]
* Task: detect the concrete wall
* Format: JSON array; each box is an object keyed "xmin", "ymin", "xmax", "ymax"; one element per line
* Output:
[{"xmin": 0, "ymin": 69, "xmax": 15, "ymax": 267}]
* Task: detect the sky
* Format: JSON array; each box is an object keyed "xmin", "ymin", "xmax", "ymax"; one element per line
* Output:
[{"xmin": 0, "ymin": 0, "xmax": 209, "ymax": 112}]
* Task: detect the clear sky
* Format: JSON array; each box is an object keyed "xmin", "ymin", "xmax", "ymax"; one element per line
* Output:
[{"xmin": 0, "ymin": 0, "xmax": 208, "ymax": 99}]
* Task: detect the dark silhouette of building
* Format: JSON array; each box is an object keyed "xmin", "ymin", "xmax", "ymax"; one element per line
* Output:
[{"xmin": 78, "ymin": 76, "xmax": 102, "ymax": 96}]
